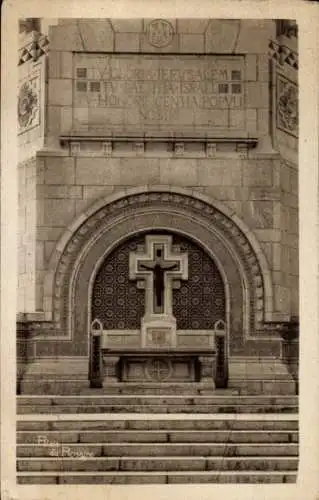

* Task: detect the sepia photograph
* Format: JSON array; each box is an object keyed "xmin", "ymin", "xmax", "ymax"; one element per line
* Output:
[{"xmin": 13, "ymin": 16, "xmax": 302, "ymax": 487}]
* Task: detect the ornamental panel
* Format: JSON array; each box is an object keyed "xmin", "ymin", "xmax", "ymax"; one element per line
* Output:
[
  {"xmin": 18, "ymin": 74, "xmax": 41, "ymax": 134},
  {"xmin": 276, "ymin": 74, "xmax": 298, "ymax": 137}
]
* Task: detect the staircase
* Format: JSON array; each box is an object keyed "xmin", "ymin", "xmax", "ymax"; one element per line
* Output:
[{"xmin": 17, "ymin": 386, "xmax": 299, "ymax": 484}]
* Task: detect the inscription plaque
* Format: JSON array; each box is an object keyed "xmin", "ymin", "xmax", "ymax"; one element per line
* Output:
[{"xmin": 73, "ymin": 54, "xmax": 245, "ymax": 133}]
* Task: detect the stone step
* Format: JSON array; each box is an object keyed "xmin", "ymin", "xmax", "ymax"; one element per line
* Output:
[
  {"xmin": 17, "ymin": 456, "xmax": 299, "ymax": 472},
  {"xmin": 81, "ymin": 384, "xmax": 240, "ymax": 395},
  {"xmin": 17, "ymin": 443, "xmax": 299, "ymax": 457},
  {"xmin": 17, "ymin": 419, "xmax": 299, "ymax": 432},
  {"xmin": 17, "ymin": 429, "xmax": 299, "ymax": 444},
  {"xmin": 17, "ymin": 395, "xmax": 298, "ymax": 406},
  {"xmin": 17, "ymin": 404, "xmax": 298, "ymax": 414},
  {"xmin": 17, "ymin": 470, "xmax": 297, "ymax": 484}
]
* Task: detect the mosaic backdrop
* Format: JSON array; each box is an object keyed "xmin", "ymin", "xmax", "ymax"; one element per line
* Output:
[{"xmin": 92, "ymin": 232, "xmax": 226, "ymax": 329}]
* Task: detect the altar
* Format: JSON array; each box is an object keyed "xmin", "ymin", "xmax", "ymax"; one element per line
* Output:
[{"xmin": 89, "ymin": 233, "xmax": 225, "ymax": 388}]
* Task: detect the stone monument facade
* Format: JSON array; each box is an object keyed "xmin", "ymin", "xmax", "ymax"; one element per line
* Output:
[{"xmin": 17, "ymin": 18, "xmax": 299, "ymax": 395}]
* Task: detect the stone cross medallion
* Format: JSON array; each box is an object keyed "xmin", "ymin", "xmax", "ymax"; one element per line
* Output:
[
  {"xmin": 147, "ymin": 19, "xmax": 174, "ymax": 48},
  {"xmin": 129, "ymin": 235, "xmax": 188, "ymax": 348}
]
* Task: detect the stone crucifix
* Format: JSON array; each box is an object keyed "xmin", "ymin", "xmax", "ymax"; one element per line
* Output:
[
  {"xmin": 130, "ymin": 236, "xmax": 188, "ymax": 316},
  {"xmin": 138, "ymin": 247, "xmax": 179, "ymax": 314},
  {"xmin": 129, "ymin": 235, "xmax": 188, "ymax": 347}
]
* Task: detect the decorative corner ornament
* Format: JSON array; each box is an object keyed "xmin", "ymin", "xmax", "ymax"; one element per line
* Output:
[
  {"xmin": 17, "ymin": 78, "xmax": 40, "ymax": 133},
  {"xmin": 18, "ymin": 33, "xmax": 49, "ymax": 65},
  {"xmin": 147, "ymin": 19, "xmax": 174, "ymax": 48}
]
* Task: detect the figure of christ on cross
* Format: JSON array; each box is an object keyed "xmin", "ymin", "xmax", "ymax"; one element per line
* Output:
[{"xmin": 138, "ymin": 248, "xmax": 180, "ymax": 314}]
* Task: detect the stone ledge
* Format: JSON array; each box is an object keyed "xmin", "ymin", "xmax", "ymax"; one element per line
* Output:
[{"xmin": 57, "ymin": 134, "xmax": 258, "ymax": 159}]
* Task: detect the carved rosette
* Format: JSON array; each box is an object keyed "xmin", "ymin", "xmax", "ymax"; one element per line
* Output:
[
  {"xmin": 145, "ymin": 358, "xmax": 173, "ymax": 381},
  {"xmin": 18, "ymin": 77, "xmax": 40, "ymax": 133},
  {"xmin": 276, "ymin": 75, "xmax": 298, "ymax": 137}
]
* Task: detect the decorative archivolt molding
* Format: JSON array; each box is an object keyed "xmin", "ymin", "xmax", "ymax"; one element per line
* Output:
[{"xmin": 46, "ymin": 188, "xmax": 273, "ymax": 336}]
